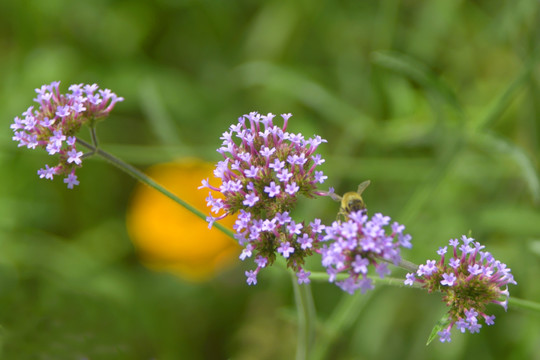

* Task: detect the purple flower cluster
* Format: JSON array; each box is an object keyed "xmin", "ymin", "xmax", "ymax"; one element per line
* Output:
[
  {"xmin": 200, "ymin": 112, "xmax": 328, "ymax": 284},
  {"xmin": 404, "ymin": 235, "xmax": 517, "ymax": 342},
  {"xmin": 10, "ymin": 81, "xmax": 123, "ymax": 188},
  {"xmin": 321, "ymin": 211, "xmax": 412, "ymax": 294}
]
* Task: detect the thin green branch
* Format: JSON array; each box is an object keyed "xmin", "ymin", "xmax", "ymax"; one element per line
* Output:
[{"xmin": 76, "ymin": 137, "xmax": 235, "ymax": 240}]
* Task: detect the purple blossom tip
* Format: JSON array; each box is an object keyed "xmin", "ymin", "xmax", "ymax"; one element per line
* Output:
[
  {"xmin": 11, "ymin": 81, "xmax": 123, "ymax": 188},
  {"xmin": 409, "ymin": 235, "xmax": 516, "ymax": 343},
  {"xmin": 200, "ymin": 111, "xmax": 329, "ymax": 284},
  {"xmin": 321, "ymin": 211, "xmax": 410, "ymax": 294}
]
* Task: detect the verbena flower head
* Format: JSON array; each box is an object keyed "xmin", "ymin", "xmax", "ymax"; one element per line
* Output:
[
  {"xmin": 10, "ymin": 81, "xmax": 123, "ymax": 188},
  {"xmin": 199, "ymin": 111, "xmax": 328, "ymax": 284},
  {"xmin": 321, "ymin": 211, "xmax": 412, "ymax": 294},
  {"xmin": 404, "ymin": 235, "xmax": 517, "ymax": 343}
]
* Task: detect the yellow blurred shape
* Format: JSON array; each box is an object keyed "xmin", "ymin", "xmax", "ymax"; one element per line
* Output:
[{"xmin": 126, "ymin": 159, "xmax": 239, "ymax": 281}]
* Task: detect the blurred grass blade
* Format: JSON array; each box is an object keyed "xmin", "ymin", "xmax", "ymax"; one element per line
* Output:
[
  {"xmin": 237, "ymin": 61, "xmax": 375, "ymax": 158},
  {"xmin": 475, "ymin": 60, "xmax": 535, "ymax": 131},
  {"xmin": 292, "ymin": 274, "xmax": 316, "ymax": 360},
  {"xmin": 398, "ymin": 134, "xmax": 464, "ymax": 225},
  {"xmin": 371, "ymin": 50, "xmax": 463, "ymax": 117},
  {"xmin": 311, "ymin": 292, "xmax": 372, "ymax": 360},
  {"xmin": 473, "ymin": 133, "xmax": 540, "ymax": 204},
  {"xmin": 138, "ymin": 78, "xmax": 182, "ymax": 146},
  {"xmin": 237, "ymin": 61, "xmax": 374, "ymax": 130}
]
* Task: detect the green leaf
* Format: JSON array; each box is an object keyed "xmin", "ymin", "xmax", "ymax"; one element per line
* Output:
[{"xmin": 426, "ymin": 313, "xmax": 450, "ymax": 346}]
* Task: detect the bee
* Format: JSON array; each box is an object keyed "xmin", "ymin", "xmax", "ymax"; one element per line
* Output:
[{"xmin": 330, "ymin": 180, "xmax": 371, "ymax": 219}]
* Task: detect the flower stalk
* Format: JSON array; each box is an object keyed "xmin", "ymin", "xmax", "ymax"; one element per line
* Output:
[{"xmin": 75, "ymin": 137, "xmax": 236, "ymax": 239}]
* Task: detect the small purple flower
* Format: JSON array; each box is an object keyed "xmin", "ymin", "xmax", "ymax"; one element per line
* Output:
[
  {"xmin": 245, "ymin": 270, "xmax": 258, "ymax": 285},
  {"xmin": 287, "ymin": 153, "xmax": 307, "ymax": 166},
  {"xmin": 255, "ymin": 255, "xmax": 268, "ymax": 268},
  {"xmin": 46, "ymin": 142, "xmax": 62, "ymax": 155},
  {"xmin": 55, "ymin": 105, "xmax": 70, "ymax": 118},
  {"xmin": 50, "ymin": 130, "xmax": 66, "ymax": 147},
  {"xmin": 441, "ymin": 273, "xmax": 456, "ymax": 286},
  {"xmin": 468, "ymin": 264, "xmax": 483, "ymax": 276},
  {"xmin": 418, "ymin": 260, "xmax": 437, "ymax": 276},
  {"xmin": 63, "ymin": 173, "xmax": 80, "ymax": 189},
  {"xmin": 484, "ymin": 314, "xmax": 495, "ymax": 326},
  {"xmin": 87, "ymin": 94, "xmax": 102, "ymax": 105},
  {"xmin": 404, "ymin": 273, "xmax": 416, "ymax": 286},
  {"xmin": 260, "ymin": 146, "xmax": 276, "ymax": 158},
  {"xmin": 37, "ymin": 165, "xmax": 57, "ymax": 180},
  {"xmin": 314, "ymin": 170, "xmax": 328, "ymax": 184},
  {"xmin": 71, "ymin": 101, "xmax": 86, "ymax": 113},
  {"xmin": 11, "ymin": 116, "xmax": 24, "ymax": 131},
  {"xmin": 352, "ymin": 255, "xmax": 369, "ymax": 274},
  {"xmin": 269, "ymin": 159, "xmax": 285, "ymax": 171},
  {"xmin": 296, "ymin": 269, "xmax": 311, "ymax": 284},
  {"xmin": 276, "ymin": 169, "xmax": 293, "ymax": 182},
  {"xmin": 26, "ymin": 134, "xmax": 38, "ymax": 149},
  {"xmin": 24, "ymin": 116, "xmax": 38, "ymax": 131},
  {"xmin": 275, "ymin": 212, "xmax": 291, "ymax": 225},
  {"xmin": 287, "ymin": 221, "xmax": 303, "ymax": 235},
  {"xmin": 437, "ymin": 246, "xmax": 447, "ymax": 256},
  {"xmin": 455, "ymin": 318, "xmax": 468, "ymax": 333},
  {"xmin": 468, "ymin": 322, "xmax": 482, "ymax": 333},
  {"xmin": 309, "ymin": 219, "xmax": 325, "ymax": 233},
  {"xmin": 244, "ymin": 165, "xmax": 259, "ymax": 178},
  {"xmin": 407, "ymin": 235, "xmax": 517, "ymax": 343},
  {"xmin": 264, "ymin": 181, "xmax": 281, "ymax": 197},
  {"xmin": 243, "ymin": 192, "xmax": 260, "ymax": 207},
  {"xmin": 298, "ymin": 233, "xmax": 313, "ymax": 250},
  {"xmin": 67, "ymin": 148, "xmax": 83, "ymax": 165},
  {"xmin": 239, "ymin": 243, "xmax": 254, "ymax": 260},
  {"xmin": 449, "ymin": 258, "xmax": 460, "ymax": 269},
  {"xmin": 66, "ymin": 136, "xmax": 77, "ymax": 146},
  {"xmin": 277, "ymin": 242, "xmax": 295, "ymax": 258},
  {"xmin": 285, "ymin": 182, "xmax": 300, "ymax": 196},
  {"xmin": 438, "ymin": 329, "xmax": 452, "ymax": 343}
]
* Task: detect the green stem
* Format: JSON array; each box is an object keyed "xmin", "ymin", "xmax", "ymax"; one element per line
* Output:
[
  {"xmin": 381, "ymin": 257, "xmax": 419, "ymax": 273},
  {"xmin": 310, "ymin": 272, "xmax": 540, "ymax": 313},
  {"xmin": 76, "ymin": 137, "xmax": 235, "ymax": 240},
  {"xmin": 508, "ymin": 297, "xmax": 540, "ymax": 313},
  {"xmin": 90, "ymin": 126, "xmax": 99, "ymax": 149},
  {"xmin": 291, "ymin": 272, "xmax": 316, "ymax": 360},
  {"xmin": 309, "ymin": 272, "xmax": 423, "ymax": 289}
]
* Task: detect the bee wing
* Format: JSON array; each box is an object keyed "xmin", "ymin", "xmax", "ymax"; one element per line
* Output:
[{"xmin": 356, "ymin": 180, "xmax": 371, "ymax": 195}]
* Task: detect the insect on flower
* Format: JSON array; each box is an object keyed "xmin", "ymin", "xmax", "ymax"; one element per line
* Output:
[{"xmin": 330, "ymin": 180, "xmax": 371, "ymax": 219}]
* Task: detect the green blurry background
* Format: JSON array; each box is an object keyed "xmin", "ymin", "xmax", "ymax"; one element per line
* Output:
[{"xmin": 1, "ymin": 0, "xmax": 539, "ymax": 359}]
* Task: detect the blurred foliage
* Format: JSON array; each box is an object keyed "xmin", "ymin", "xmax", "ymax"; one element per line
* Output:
[{"xmin": 1, "ymin": 0, "xmax": 540, "ymax": 359}]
